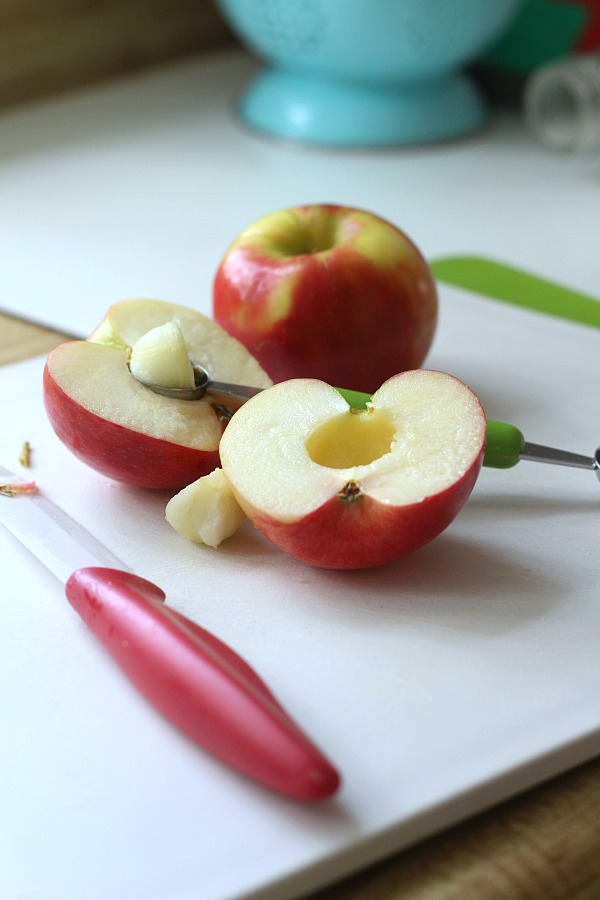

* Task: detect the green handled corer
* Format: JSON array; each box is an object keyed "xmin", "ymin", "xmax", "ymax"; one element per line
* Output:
[
  {"xmin": 137, "ymin": 367, "xmax": 600, "ymax": 483},
  {"xmin": 483, "ymin": 419, "xmax": 600, "ymax": 476}
]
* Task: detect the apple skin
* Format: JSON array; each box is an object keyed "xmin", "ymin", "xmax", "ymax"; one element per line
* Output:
[
  {"xmin": 43, "ymin": 351, "xmax": 221, "ymax": 490},
  {"xmin": 212, "ymin": 204, "xmax": 437, "ymax": 394},
  {"xmin": 242, "ymin": 464, "xmax": 481, "ymax": 570}
]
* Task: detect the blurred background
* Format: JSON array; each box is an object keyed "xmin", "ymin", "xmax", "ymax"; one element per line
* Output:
[
  {"xmin": 0, "ymin": 0, "xmax": 236, "ymax": 110},
  {"xmin": 2, "ymin": 0, "xmax": 599, "ymax": 340},
  {"xmin": 0, "ymin": 0, "xmax": 598, "ymax": 121}
]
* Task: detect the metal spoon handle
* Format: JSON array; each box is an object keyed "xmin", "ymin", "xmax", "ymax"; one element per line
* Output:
[
  {"xmin": 133, "ymin": 368, "xmax": 600, "ymax": 483},
  {"xmin": 520, "ymin": 441, "xmax": 598, "ymax": 471},
  {"xmin": 483, "ymin": 420, "xmax": 599, "ymax": 480},
  {"xmin": 131, "ymin": 366, "xmax": 264, "ymax": 404},
  {"xmin": 207, "ymin": 380, "xmax": 263, "ymax": 403}
]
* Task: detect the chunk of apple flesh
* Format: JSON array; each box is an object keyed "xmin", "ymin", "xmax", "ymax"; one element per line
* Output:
[
  {"xmin": 219, "ymin": 371, "xmax": 486, "ymax": 569},
  {"xmin": 128, "ymin": 320, "xmax": 196, "ymax": 391},
  {"xmin": 43, "ymin": 299, "xmax": 272, "ymax": 490},
  {"xmin": 166, "ymin": 468, "xmax": 246, "ymax": 547}
]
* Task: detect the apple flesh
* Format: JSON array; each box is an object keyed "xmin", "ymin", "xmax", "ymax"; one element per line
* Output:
[
  {"xmin": 213, "ymin": 204, "xmax": 438, "ymax": 394},
  {"xmin": 43, "ymin": 299, "xmax": 272, "ymax": 490},
  {"xmin": 165, "ymin": 468, "xmax": 246, "ymax": 547},
  {"xmin": 219, "ymin": 371, "xmax": 486, "ymax": 569},
  {"xmin": 128, "ymin": 320, "xmax": 195, "ymax": 391}
]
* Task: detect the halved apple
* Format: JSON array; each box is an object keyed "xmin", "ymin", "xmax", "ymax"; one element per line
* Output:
[
  {"xmin": 219, "ymin": 371, "xmax": 486, "ymax": 569},
  {"xmin": 43, "ymin": 299, "xmax": 272, "ymax": 490}
]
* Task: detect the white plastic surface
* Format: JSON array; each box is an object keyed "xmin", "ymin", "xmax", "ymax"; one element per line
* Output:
[{"xmin": 2, "ymin": 281, "xmax": 600, "ymax": 900}]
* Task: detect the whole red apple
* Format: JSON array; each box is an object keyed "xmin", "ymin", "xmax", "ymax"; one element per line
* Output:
[
  {"xmin": 218, "ymin": 370, "xmax": 486, "ymax": 570},
  {"xmin": 212, "ymin": 204, "xmax": 437, "ymax": 394}
]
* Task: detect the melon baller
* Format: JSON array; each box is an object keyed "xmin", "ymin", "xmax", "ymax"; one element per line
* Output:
[{"xmin": 136, "ymin": 364, "xmax": 600, "ymax": 483}]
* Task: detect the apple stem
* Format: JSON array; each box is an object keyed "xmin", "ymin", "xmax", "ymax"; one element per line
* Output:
[{"xmin": 337, "ymin": 481, "xmax": 362, "ymax": 503}]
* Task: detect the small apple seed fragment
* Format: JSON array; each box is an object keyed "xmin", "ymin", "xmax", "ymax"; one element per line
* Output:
[
  {"xmin": 0, "ymin": 480, "xmax": 38, "ymax": 497},
  {"xmin": 129, "ymin": 320, "xmax": 195, "ymax": 391},
  {"xmin": 166, "ymin": 468, "xmax": 246, "ymax": 547},
  {"xmin": 19, "ymin": 441, "xmax": 32, "ymax": 467}
]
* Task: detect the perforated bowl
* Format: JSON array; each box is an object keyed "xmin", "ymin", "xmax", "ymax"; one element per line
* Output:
[{"xmin": 216, "ymin": 0, "xmax": 522, "ymax": 146}]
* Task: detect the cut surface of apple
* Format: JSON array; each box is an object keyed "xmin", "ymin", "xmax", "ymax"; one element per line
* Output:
[
  {"xmin": 219, "ymin": 371, "xmax": 486, "ymax": 569},
  {"xmin": 43, "ymin": 299, "xmax": 272, "ymax": 490},
  {"xmin": 166, "ymin": 468, "xmax": 246, "ymax": 547}
]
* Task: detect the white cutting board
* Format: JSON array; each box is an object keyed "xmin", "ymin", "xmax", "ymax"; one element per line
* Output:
[{"xmin": 2, "ymin": 282, "xmax": 600, "ymax": 900}]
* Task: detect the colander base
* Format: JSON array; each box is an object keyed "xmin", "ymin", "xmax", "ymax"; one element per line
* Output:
[{"xmin": 235, "ymin": 68, "xmax": 489, "ymax": 147}]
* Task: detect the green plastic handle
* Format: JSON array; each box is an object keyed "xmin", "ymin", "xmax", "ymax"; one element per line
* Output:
[
  {"xmin": 335, "ymin": 386, "xmax": 370, "ymax": 410},
  {"xmin": 335, "ymin": 387, "xmax": 524, "ymax": 470},
  {"xmin": 430, "ymin": 256, "xmax": 600, "ymax": 329},
  {"xmin": 483, "ymin": 419, "xmax": 524, "ymax": 468}
]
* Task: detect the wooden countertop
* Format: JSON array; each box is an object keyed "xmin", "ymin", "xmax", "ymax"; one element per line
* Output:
[{"xmin": 2, "ymin": 309, "xmax": 600, "ymax": 900}]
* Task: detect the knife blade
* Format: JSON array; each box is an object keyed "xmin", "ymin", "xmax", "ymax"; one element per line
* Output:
[
  {"xmin": 430, "ymin": 255, "xmax": 600, "ymax": 329},
  {"xmin": 0, "ymin": 464, "xmax": 340, "ymax": 802}
]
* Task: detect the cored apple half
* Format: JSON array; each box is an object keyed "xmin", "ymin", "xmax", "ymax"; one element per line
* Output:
[
  {"xmin": 219, "ymin": 370, "xmax": 486, "ymax": 569},
  {"xmin": 43, "ymin": 299, "xmax": 272, "ymax": 490}
]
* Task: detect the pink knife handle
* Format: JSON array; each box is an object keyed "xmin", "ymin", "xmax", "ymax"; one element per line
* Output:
[{"xmin": 65, "ymin": 567, "xmax": 340, "ymax": 801}]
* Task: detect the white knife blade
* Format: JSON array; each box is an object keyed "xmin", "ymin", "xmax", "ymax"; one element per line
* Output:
[{"xmin": 0, "ymin": 464, "xmax": 126, "ymax": 581}]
